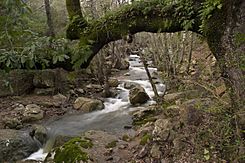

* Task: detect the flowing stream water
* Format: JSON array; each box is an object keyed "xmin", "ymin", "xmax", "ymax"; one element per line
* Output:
[{"xmin": 25, "ymin": 54, "xmax": 166, "ymax": 161}]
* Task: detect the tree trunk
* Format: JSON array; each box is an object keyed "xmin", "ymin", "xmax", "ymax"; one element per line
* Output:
[
  {"xmin": 186, "ymin": 32, "xmax": 194, "ymax": 74},
  {"xmin": 206, "ymin": 0, "xmax": 245, "ymax": 110},
  {"xmin": 44, "ymin": 0, "xmax": 55, "ymax": 37},
  {"xmin": 141, "ymin": 54, "xmax": 160, "ymax": 102}
]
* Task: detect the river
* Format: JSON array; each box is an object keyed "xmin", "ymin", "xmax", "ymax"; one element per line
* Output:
[{"xmin": 25, "ymin": 54, "xmax": 165, "ymax": 161}]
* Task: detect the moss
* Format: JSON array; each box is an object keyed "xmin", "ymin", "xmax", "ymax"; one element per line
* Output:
[
  {"xmin": 53, "ymin": 137, "xmax": 93, "ymax": 163},
  {"xmin": 140, "ymin": 133, "xmax": 151, "ymax": 145},
  {"xmin": 66, "ymin": 72, "xmax": 76, "ymax": 82},
  {"xmin": 162, "ymin": 101, "xmax": 175, "ymax": 109},
  {"xmin": 122, "ymin": 134, "xmax": 130, "ymax": 142},
  {"xmin": 54, "ymin": 143, "xmax": 88, "ymax": 163},
  {"xmin": 68, "ymin": 137, "xmax": 93, "ymax": 149},
  {"xmin": 105, "ymin": 140, "xmax": 118, "ymax": 148},
  {"xmin": 234, "ymin": 32, "xmax": 245, "ymax": 46},
  {"xmin": 67, "ymin": 0, "xmax": 201, "ymax": 68}
]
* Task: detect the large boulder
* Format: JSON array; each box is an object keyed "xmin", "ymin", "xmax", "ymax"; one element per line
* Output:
[
  {"xmin": 22, "ymin": 104, "xmax": 44, "ymax": 122},
  {"xmin": 33, "ymin": 70, "xmax": 55, "ymax": 88},
  {"xmin": 129, "ymin": 86, "xmax": 150, "ymax": 105},
  {"xmin": 0, "ymin": 70, "xmax": 34, "ymax": 97},
  {"xmin": 30, "ymin": 125, "xmax": 48, "ymax": 145},
  {"xmin": 33, "ymin": 69, "xmax": 71, "ymax": 95},
  {"xmin": 0, "ymin": 129, "xmax": 39, "ymax": 162},
  {"xmin": 73, "ymin": 97, "xmax": 104, "ymax": 113}
]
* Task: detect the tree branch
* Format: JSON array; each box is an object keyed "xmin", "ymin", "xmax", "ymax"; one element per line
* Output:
[{"xmin": 68, "ymin": 0, "xmax": 203, "ymax": 68}]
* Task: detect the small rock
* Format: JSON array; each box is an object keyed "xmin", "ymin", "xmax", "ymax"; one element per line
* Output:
[
  {"xmin": 137, "ymin": 124, "xmax": 154, "ymax": 137},
  {"xmin": 75, "ymin": 88, "xmax": 85, "ymax": 95},
  {"xmin": 152, "ymin": 119, "xmax": 174, "ymax": 141},
  {"xmin": 118, "ymin": 144, "xmax": 127, "ymax": 149},
  {"xmin": 86, "ymin": 84, "xmax": 103, "ymax": 92},
  {"xmin": 73, "ymin": 97, "xmax": 104, "ymax": 113},
  {"xmin": 53, "ymin": 93, "xmax": 67, "ymax": 106},
  {"xmin": 124, "ymin": 73, "xmax": 130, "ymax": 76},
  {"xmin": 215, "ymin": 84, "xmax": 226, "ymax": 96},
  {"xmin": 104, "ymin": 148, "xmax": 113, "ymax": 156},
  {"xmin": 53, "ymin": 93, "xmax": 67, "ymax": 102},
  {"xmin": 152, "ymin": 71, "xmax": 159, "ymax": 79},
  {"xmin": 13, "ymin": 104, "xmax": 25, "ymax": 111},
  {"xmin": 124, "ymin": 125, "xmax": 132, "ymax": 129},
  {"xmin": 150, "ymin": 144, "xmax": 161, "ymax": 159},
  {"xmin": 173, "ymin": 137, "xmax": 185, "ymax": 154},
  {"xmin": 22, "ymin": 104, "xmax": 44, "ymax": 122},
  {"xmin": 108, "ymin": 78, "xmax": 119, "ymax": 87}
]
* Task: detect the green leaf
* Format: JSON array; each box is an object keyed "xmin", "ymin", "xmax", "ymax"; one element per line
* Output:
[
  {"xmin": 204, "ymin": 154, "xmax": 210, "ymax": 160},
  {"xmin": 217, "ymin": 4, "xmax": 222, "ymax": 9},
  {"xmin": 204, "ymin": 149, "xmax": 209, "ymax": 155}
]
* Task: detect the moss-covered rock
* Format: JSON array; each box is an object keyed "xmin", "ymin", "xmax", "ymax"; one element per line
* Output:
[
  {"xmin": 132, "ymin": 107, "xmax": 158, "ymax": 126},
  {"xmin": 53, "ymin": 137, "xmax": 93, "ymax": 163}
]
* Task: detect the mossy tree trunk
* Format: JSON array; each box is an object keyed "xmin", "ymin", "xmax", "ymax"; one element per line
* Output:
[
  {"xmin": 205, "ymin": 0, "xmax": 245, "ymax": 109},
  {"xmin": 44, "ymin": 0, "xmax": 55, "ymax": 37}
]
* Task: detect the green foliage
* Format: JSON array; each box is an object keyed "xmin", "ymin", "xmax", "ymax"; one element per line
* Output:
[
  {"xmin": 199, "ymin": 0, "xmax": 223, "ymax": 34},
  {"xmin": 174, "ymin": 0, "xmax": 195, "ymax": 30},
  {"xmin": 0, "ymin": 35, "xmax": 70, "ymax": 70},
  {"xmin": 0, "ymin": 0, "xmax": 72, "ymax": 70},
  {"xmin": 54, "ymin": 137, "xmax": 93, "ymax": 163},
  {"xmin": 72, "ymin": 43, "xmax": 93, "ymax": 70}
]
